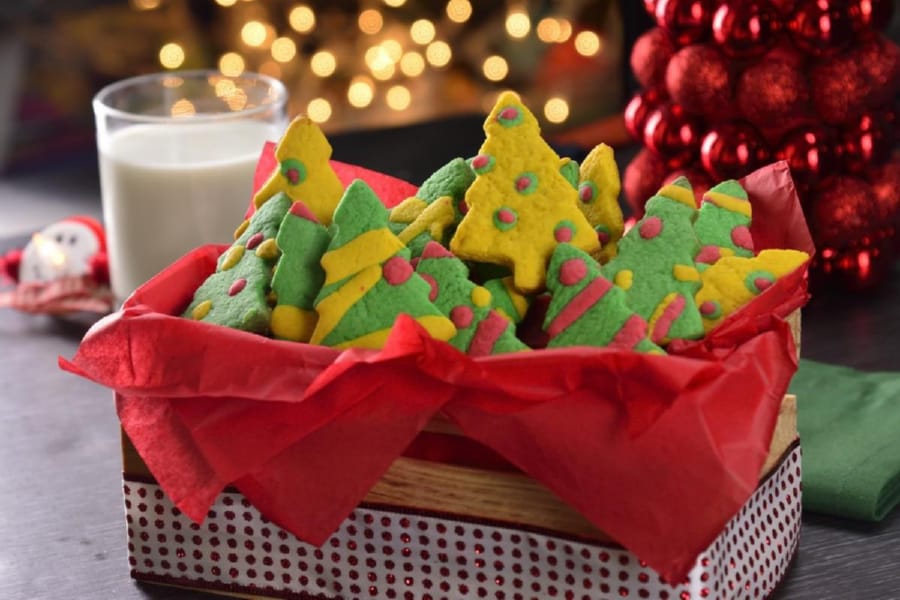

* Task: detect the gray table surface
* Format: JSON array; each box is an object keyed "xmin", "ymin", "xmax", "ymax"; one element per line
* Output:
[{"xmin": 1, "ymin": 120, "xmax": 899, "ymax": 599}]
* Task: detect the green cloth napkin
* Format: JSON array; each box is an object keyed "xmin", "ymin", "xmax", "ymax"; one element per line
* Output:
[{"xmin": 791, "ymin": 359, "xmax": 900, "ymax": 521}]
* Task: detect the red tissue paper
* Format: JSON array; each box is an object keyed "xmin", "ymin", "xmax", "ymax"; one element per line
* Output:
[{"xmin": 60, "ymin": 158, "xmax": 814, "ymax": 583}]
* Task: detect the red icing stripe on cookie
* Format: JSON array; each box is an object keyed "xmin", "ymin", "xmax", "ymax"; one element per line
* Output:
[
  {"xmin": 289, "ymin": 201, "xmax": 319, "ymax": 222},
  {"xmin": 546, "ymin": 277, "xmax": 613, "ymax": 338},
  {"xmin": 651, "ymin": 294, "xmax": 686, "ymax": 344},
  {"xmin": 468, "ymin": 310, "xmax": 510, "ymax": 357},
  {"xmin": 610, "ymin": 314, "xmax": 649, "ymax": 351}
]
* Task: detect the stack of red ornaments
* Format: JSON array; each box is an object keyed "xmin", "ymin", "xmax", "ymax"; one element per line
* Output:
[{"xmin": 626, "ymin": 0, "xmax": 899, "ymax": 289}]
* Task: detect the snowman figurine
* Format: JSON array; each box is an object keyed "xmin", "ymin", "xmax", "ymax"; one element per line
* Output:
[{"xmin": 4, "ymin": 216, "xmax": 109, "ymax": 285}]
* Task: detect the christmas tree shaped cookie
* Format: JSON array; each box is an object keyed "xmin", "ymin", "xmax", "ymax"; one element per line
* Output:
[
  {"xmin": 694, "ymin": 180, "xmax": 754, "ymax": 268},
  {"xmin": 449, "ymin": 91, "xmax": 600, "ymax": 293},
  {"xmin": 544, "ymin": 244, "xmax": 663, "ymax": 353},
  {"xmin": 483, "ymin": 276, "xmax": 531, "ymax": 324},
  {"xmin": 310, "ymin": 180, "xmax": 456, "ymax": 349},
  {"xmin": 396, "ymin": 196, "xmax": 457, "ymax": 258},
  {"xmin": 270, "ymin": 201, "xmax": 331, "ymax": 341},
  {"xmin": 390, "ymin": 157, "xmax": 476, "ymax": 223},
  {"xmin": 252, "ymin": 117, "xmax": 344, "ymax": 225},
  {"xmin": 184, "ymin": 193, "xmax": 292, "ymax": 333},
  {"xmin": 695, "ymin": 249, "xmax": 809, "ymax": 333},
  {"xmin": 602, "ymin": 177, "xmax": 704, "ymax": 345},
  {"xmin": 577, "ymin": 143, "xmax": 624, "ymax": 264},
  {"xmin": 416, "ymin": 242, "xmax": 527, "ymax": 356}
]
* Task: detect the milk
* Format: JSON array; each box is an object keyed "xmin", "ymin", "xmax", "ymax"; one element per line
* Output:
[{"xmin": 98, "ymin": 120, "xmax": 280, "ymax": 302}]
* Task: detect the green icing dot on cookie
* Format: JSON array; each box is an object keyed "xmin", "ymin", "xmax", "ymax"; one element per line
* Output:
[
  {"xmin": 497, "ymin": 106, "xmax": 524, "ymax": 127},
  {"xmin": 280, "ymin": 158, "xmax": 307, "ymax": 186},
  {"xmin": 699, "ymin": 299, "xmax": 722, "ymax": 320},
  {"xmin": 493, "ymin": 207, "xmax": 518, "ymax": 231},
  {"xmin": 745, "ymin": 270, "xmax": 777, "ymax": 294},
  {"xmin": 514, "ymin": 172, "xmax": 538, "ymax": 195},
  {"xmin": 469, "ymin": 153, "xmax": 496, "ymax": 175},
  {"xmin": 578, "ymin": 181, "xmax": 598, "ymax": 204}
]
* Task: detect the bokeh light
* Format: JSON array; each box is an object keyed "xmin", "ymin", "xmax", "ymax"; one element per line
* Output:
[
  {"xmin": 310, "ymin": 51, "xmax": 337, "ymax": 77},
  {"xmin": 544, "ymin": 97, "xmax": 569, "ymax": 123},
  {"xmin": 215, "ymin": 0, "xmax": 237, "ymax": 5},
  {"xmin": 425, "ymin": 41, "xmax": 452, "ymax": 67},
  {"xmin": 556, "ymin": 19, "xmax": 573, "ymax": 42},
  {"xmin": 241, "ymin": 21, "xmax": 268, "ymax": 47},
  {"xmin": 288, "ymin": 4, "xmax": 315, "ymax": 33},
  {"xmin": 400, "ymin": 51, "xmax": 425, "ymax": 77},
  {"xmin": 219, "ymin": 52, "xmax": 245, "ymax": 76},
  {"xmin": 132, "ymin": 0, "xmax": 161, "ymax": 9},
  {"xmin": 482, "ymin": 55, "xmax": 508, "ymax": 82},
  {"xmin": 382, "ymin": 39, "xmax": 403, "ymax": 62},
  {"xmin": 446, "ymin": 0, "xmax": 472, "ymax": 23},
  {"xmin": 158, "ymin": 43, "xmax": 185, "ymax": 69},
  {"xmin": 505, "ymin": 10, "xmax": 531, "ymax": 39},
  {"xmin": 348, "ymin": 76, "xmax": 375, "ymax": 108},
  {"xmin": 537, "ymin": 18, "xmax": 561, "ymax": 43},
  {"xmin": 410, "ymin": 19, "xmax": 436, "ymax": 45},
  {"xmin": 170, "ymin": 99, "xmax": 195, "ymax": 118},
  {"xmin": 574, "ymin": 30, "xmax": 602, "ymax": 56},
  {"xmin": 271, "ymin": 37, "xmax": 297, "ymax": 63},
  {"xmin": 307, "ymin": 98, "xmax": 332, "ymax": 123},
  {"xmin": 358, "ymin": 9, "xmax": 384, "ymax": 35},
  {"xmin": 386, "ymin": 85, "xmax": 412, "ymax": 111},
  {"xmin": 383, "ymin": 0, "xmax": 406, "ymax": 6}
]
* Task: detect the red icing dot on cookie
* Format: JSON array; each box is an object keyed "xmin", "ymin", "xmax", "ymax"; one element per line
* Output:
[
  {"xmin": 246, "ymin": 232, "xmax": 264, "ymax": 250},
  {"xmin": 450, "ymin": 305, "xmax": 474, "ymax": 329},
  {"xmin": 699, "ymin": 300, "xmax": 717, "ymax": 315},
  {"xmin": 382, "ymin": 256, "xmax": 413, "ymax": 286},
  {"xmin": 638, "ymin": 216, "xmax": 663, "ymax": 239},
  {"xmin": 228, "ymin": 278, "xmax": 247, "ymax": 296},
  {"xmin": 499, "ymin": 107, "xmax": 519, "ymax": 121},
  {"xmin": 554, "ymin": 225, "xmax": 573, "ymax": 243},
  {"xmin": 731, "ymin": 225, "xmax": 754, "ymax": 251},
  {"xmin": 516, "ymin": 176, "xmax": 532, "ymax": 192},
  {"xmin": 286, "ymin": 169, "xmax": 300, "ymax": 185},
  {"xmin": 559, "ymin": 258, "xmax": 587, "ymax": 286},
  {"xmin": 578, "ymin": 182, "xmax": 597, "ymax": 204},
  {"xmin": 419, "ymin": 273, "xmax": 439, "ymax": 301},
  {"xmin": 597, "ymin": 230, "xmax": 610, "ymax": 244},
  {"xmin": 695, "ymin": 245, "xmax": 721, "ymax": 264},
  {"xmin": 498, "ymin": 209, "xmax": 516, "ymax": 224},
  {"xmin": 754, "ymin": 277, "xmax": 773, "ymax": 291},
  {"xmin": 458, "ymin": 199, "xmax": 468, "ymax": 215},
  {"xmin": 471, "ymin": 155, "xmax": 490, "ymax": 169}
]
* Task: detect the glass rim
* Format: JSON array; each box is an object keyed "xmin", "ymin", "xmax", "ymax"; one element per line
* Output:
[{"xmin": 92, "ymin": 69, "xmax": 288, "ymax": 125}]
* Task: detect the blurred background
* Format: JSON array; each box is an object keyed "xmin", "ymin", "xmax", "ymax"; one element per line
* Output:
[{"xmin": 0, "ymin": 0, "xmax": 638, "ymax": 174}]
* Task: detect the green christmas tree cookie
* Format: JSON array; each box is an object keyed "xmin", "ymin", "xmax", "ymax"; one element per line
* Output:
[
  {"xmin": 270, "ymin": 201, "xmax": 331, "ymax": 341},
  {"xmin": 694, "ymin": 180, "xmax": 755, "ymax": 268},
  {"xmin": 483, "ymin": 276, "xmax": 531, "ymax": 324},
  {"xmin": 310, "ymin": 180, "xmax": 456, "ymax": 349},
  {"xmin": 602, "ymin": 177, "xmax": 704, "ymax": 345},
  {"xmin": 416, "ymin": 242, "xmax": 528, "ymax": 356},
  {"xmin": 390, "ymin": 157, "xmax": 476, "ymax": 224},
  {"xmin": 544, "ymin": 244, "xmax": 663, "ymax": 353},
  {"xmin": 184, "ymin": 193, "xmax": 292, "ymax": 333}
]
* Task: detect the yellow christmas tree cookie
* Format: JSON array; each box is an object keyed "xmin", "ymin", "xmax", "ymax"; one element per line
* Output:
[
  {"xmin": 450, "ymin": 91, "xmax": 600, "ymax": 293},
  {"xmin": 252, "ymin": 117, "xmax": 344, "ymax": 225},
  {"xmin": 695, "ymin": 249, "xmax": 809, "ymax": 332},
  {"xmin": 577, "ymin": 143, "xmax": 624, "ymax": 263}
]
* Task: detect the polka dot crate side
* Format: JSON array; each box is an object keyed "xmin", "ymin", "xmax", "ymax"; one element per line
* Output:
[{"xmin": 122, "ymin": 445, "xmax": 800, "ymax": 600}]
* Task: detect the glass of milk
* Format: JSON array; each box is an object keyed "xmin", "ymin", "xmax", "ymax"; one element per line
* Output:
[{"xmin": 93, "ymin": 70, "xmax": 288, "ymax": 304}]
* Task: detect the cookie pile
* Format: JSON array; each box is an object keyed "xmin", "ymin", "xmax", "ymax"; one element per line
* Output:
[{"xmin": 182, "ymin": 93, "xmax": 808, "ymax": 356}]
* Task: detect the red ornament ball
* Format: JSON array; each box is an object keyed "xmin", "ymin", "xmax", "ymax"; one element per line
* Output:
[
  {"xmin": 701, "ymin": 121, "xmax": 770, "ymax": 181},
  {"xmin": 644, "ymin": 0, "xmax": 659, "ymax": 17},
  {"xmin": 813, "ymin": 231, "xmax": 898, "ymax": 291},
  {"xmin": 869, "ymin": 151, "xmax": 900, "ymax": 222},
  {"xmin": 737, "ymin": 61, "xmax": 809, "ymax": 126},
  {"xmin": 809, "ymin": 53, "xmax": 871, "ymax": 124},
  {"xmin": 812, "ymin": 175, "xmax": 877, "ymax": 247},
  {"xmin": 712, "ymin": 1, "xmax": 780, "ymax": 59},
  {"xmin": 852, "ymin": 36, "xmax": 900, "ymax": 107},
  {"xmin": 631, "ymin": 28, "xmax": 676, "ymax": 89},
  {"xmin": 769, "ymin": 0, "xmax": 798, "ymax": 13},
  {"xmin": 643, "ymin": 103, "xmax": 703, "ymax": 170},
  {"xmin": 775, "ymin": 126, "xmax": 838, "ymax": 186},
  {"xmin": 665, "ymin": 44, "xmax": 732, "ymax": 117},
  {"xmin": 789, "ymin": 0, "xmax": 855, "ymax": 56},
  {"xmin": 624, "ymin": 87, "xmax": 666, "ymax": 142},
  {"xmin": 655, "ymin": 0, "xmax": 715, "ymax": 46},
  {"xmin": 841, "ymin": 110, "xmax": 895, "ymax": 174},
  {"xmin": 624, "ymin": 149, "xmax": 670, "ymax": 217},
  {"xmin": 849, "ymin": 0, "xmax": 895, "ymax": 34}
]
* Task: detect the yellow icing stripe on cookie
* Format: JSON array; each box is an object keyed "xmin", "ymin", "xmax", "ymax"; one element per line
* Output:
[
  {"xmin": 271, "ymin": 305, "xmax": 317, "ymax": 342},
  {"xmin": 333, "ymin": 315, "xmax": 456, "ymax": 350},
  {"xmin": 673, "ymin": 264, "xmax": 700, "ymax": 282},
  {"xmin": 647, "ymin": 292, "xmax": 681, "ymax": 342},
  {"xmin": 398, "ymin": 197, "xmax": 455, "ymax": 244},
  {"xmin": 703, "ymin": 191, "xmax": 752, "ymax": 217},
  {"xmin": 390, "ymin": 197, "xmax": 428, "ymax": 223},
  {"xmin": 311, "ymin": 265, "xmax": 382, "ymax": 345},
  {"xmin": 321, "ymin": 230, "xmax": 406, "ymax": 285},
  {"xmin": 658, "ymin": 183, "xmax": 696, "ymax": 208},
  {"xmin": 504, "ymin": 278, "xmax": 529, "ymax": 319},
  {"xmin": 614, "ymin": 269, "xmax": 633, "ymax": 290}
]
